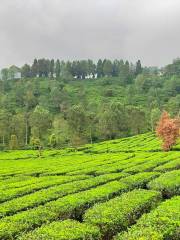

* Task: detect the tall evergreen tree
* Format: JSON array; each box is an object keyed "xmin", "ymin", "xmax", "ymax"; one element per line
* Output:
[
  {"xmin": 50, "ymin": 59, "xmax": 55, "ymax": 78},
  {"xmin": 55, "ymin": 59, "xmax": 61, "ymax": 78},
  {"xmin": 103, "ymin": 59, "xmax": 113, "ymax": 76},
  {"xmin": 31, "ymin": 59, "xmax": 38, "ymax": 77},
  {"xmin": 97, "ymin": 59, "xmax": 103, "ymax": 78},
  {"xmin": 136, "ymin": 60, "xmax": 142, "ymax": 75}
]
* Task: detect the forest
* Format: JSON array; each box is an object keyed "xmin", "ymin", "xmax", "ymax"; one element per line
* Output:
[{"xmin": 0, "ymin": 58, "xmax": 180, "ymax": 149}]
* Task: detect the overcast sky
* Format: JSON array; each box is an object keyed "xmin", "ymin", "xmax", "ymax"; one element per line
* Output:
[{"xmin": 1, "ymin": 0, "xmax": 180, "ymax": 68}]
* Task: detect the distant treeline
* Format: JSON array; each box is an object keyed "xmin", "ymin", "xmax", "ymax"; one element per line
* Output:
[{"xmin": 1, "ymin": 58, "xmax": 144, "ymax": 81}]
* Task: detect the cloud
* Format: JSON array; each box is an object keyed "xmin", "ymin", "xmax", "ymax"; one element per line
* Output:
[{"xmin": 0, "ymin": 0, "xmax": 180, "ymax": 68}]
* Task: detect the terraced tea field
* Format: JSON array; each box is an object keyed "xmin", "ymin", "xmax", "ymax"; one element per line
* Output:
[{"xmin": 0, "ymin": 133, "xmax": 179, "ymax": 239}]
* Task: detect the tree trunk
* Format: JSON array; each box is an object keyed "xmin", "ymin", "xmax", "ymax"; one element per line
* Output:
[{"xmin": 25, "ymin": 119, "xmax": 28, "ymax": 145}]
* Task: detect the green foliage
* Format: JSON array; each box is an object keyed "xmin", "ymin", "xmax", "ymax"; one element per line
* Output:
[
  {"xmin": 30, "ymin": 137, "xmax": 41, "ymax": 149},
  {"xmin": 154, "ymin": 157, "xmax": 180, "ymax": 172},
  {"xmin": 0, "ymin": 58, "xmax": 180, "ymax": 148},
  {"xmin": 9, "ymin": 135, "xmax": 18, "ymax": 150},
  {"xmin": 18, "ymin": 219, "xmax": 101, "ymax": 240},
  {"xmin": 150, "ymin": 108, "xmax": 161, "ymax": 131},
  {"xmin": 0, "ymin": 175, "xmax": 89, "ymax": 203},
  {"xmin": 115, "ymin": 196, "xmax": 180, "ymax": 240},
  {"xmin": 49, "ymin": 134, "xmax": 57, "ymax": 148},
  {"xmin": 84, "ymin": 189, "xmax": 161, "ymax": 238},
  {"xmin": 0, "ymin": 133, "xmax": 179, "ymax": 239},
  {"xmin": 0, "ymin": 173, "xmax": 127, "ymax": 217},
  {"xmin": 147, "ymin": 170, "xmax": 180, "ymax": 197},
  {"xmin": 0, "ymin": 181, "xmax": 128, "ymax": 239}
]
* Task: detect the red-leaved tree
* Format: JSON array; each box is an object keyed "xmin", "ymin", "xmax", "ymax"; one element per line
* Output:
[{"xmin": 156, "ymin": 111, "xmax": 180, "ymax": 151}]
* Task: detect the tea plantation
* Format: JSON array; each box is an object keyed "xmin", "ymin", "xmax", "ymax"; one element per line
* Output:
[{"xmin": 0, "ymin": 133, "xmax": 179, "ymax": 239}]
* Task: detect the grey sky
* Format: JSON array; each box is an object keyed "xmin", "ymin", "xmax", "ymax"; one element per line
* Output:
[{"xmin": 1, "ymin": 0, "xmax": 180, "ymax": 68}]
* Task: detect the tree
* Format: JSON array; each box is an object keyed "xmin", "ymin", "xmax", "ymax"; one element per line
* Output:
[
  {"xmin": 119, "ymin": 60, "xmax": 131, "ymax": 85},
  {"xmin": 103, "ymin": 59, "xmax": 113, "ymax": 76},
  {"xmin": 98, "ymin": 102, "xmax": 128, "ymax": 139},
  {"xmin": 31, "ymin": 59, "xmax": 38, "ymax": 77},
  {"xmin": 164, "ymin": 58, "xmax": 180, "ymax": 76},
  {"xmin": 21, "ymin": 64, "xmax": 31, "ymax": 78},
  {"xmin": 29, "ymin": 106, "xmax": 52, "ymax": 140},
  {"xmin": 97, "ymin": 59, "xmax": 103, "ymax": 78},
  {"xmin": 10, "ymin": 113, "xmax": 26, "ymax": 146},
  {"xmin": 67, "ymin": 105, "xmax": 88, "ymax": 145},
  {"xmin": 165, "ymin": 95, "xmax": 180, "ymax": 116},
  {"xmin": 150, "ymin": 108, "xmax": 161, "ymax": 131},
  {"xmin": 55, "ymin": 59, "xmax": 61, "ymax": 78},
  {"xmin": 112, "ymin": 60, "xmax": 120, "ymax": 77},
  {"xmin": 1, "ymin": 68, "xmax": 8, "ymax": 81},
  {"xmin": 156, "ymin": 111, "xmax": 180, "ymax": 151},
  {"xmin": 135, "ymin": 74, "xmax": 152, "ymax": 93},
  {"xmin": 0, "ymin": 110, "xmax": 11, "ymax": 145},
  {"xmin": 164, "ymin": 76, "xmax": 180, "ymax": 97},
  {"xmin": 127, "ymin": 106, "xmax": 147, "ymax": 135},
  {"xmin": 135, "ymin": 60, "xmax": 142, "ymax": 75},
  {"xmin": 8, "ymin": 65, "xmax": 20, "ymax": 79},
  {"xmin": 37, "ymin": 59, "xmax": 50, "ymax": 77},
  {"xmin": 87, "ymin": 59, "xmax": 96, "ymax": 78},
  {"xmin": 9, "ymin": 135, "xmax": 19, "ymax": 150},
  {"xmin": 50, "ymin": 59, "xmax": 55, "ymax": 78},
  {"xmin": 49, "ymin": 134, "xmax": 57, "ymax": 148},
  {"xmin": 79, "ymin": 60, "xmax": 88, "ymax": 79},
  {"xmin": 30, "ymin": 137, "xmax": 41, "ymax": 149},
  {"xmin": 24, "ymin": 89, "xmax": 37, "ymax": 110},
  {"xmin": 52, "ymin": 116, "xmax": 69, "ymax": 146}
]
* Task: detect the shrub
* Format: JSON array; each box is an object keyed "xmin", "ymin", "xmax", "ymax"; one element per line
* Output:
[
  {"xmin": 0, "ymin": 172, "xmax": 128, "ymax": 217},
  {"xmin": 0, "ymin": 181, "xmax": 128, "ymax": 239},
  {"xmin": 0, "ymin": 175, "xmax": 89, "ymax": 203},
  {"xmin": 120, "ymin": 172, "xmax": 160, "ymax": 189},
  {"xmin": 115, "ymin": 196, "xmax": 180, "ymax": 240},
  {"xmin": 18, "ymin": 220, "xmax": 101, "ymax": 240},
  {"xmin": 154, "ymin": 158, "xmax": 180, "ymax": 172},
  {"xmin": 84, "ymin": 189, "xmax": 161, "ymax": 239},
  {"xmin": 30, "ymin": 137, "xmax": 41, "ymax": 150},
  {"xmin": 147, "ymin": 170, "xmax": 180, "ymax": 197}
]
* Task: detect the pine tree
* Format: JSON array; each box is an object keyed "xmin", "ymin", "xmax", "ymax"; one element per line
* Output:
[
  {"xmin": 50, "ymin": 59, "xmax": 55, "ymax": 78},
  {"xmin": 135, "ymin": 60, "xmax": 142, "ymax": 75},
  {"xmin": 55, "ymin": 59, "xmax": 61, "ymax": 78},
  {"xmin": 31, "ymin": 59, "xmax": 38, "ymax": 77},
  {"xmin": 97, "ymin": 59, "xmax": 103, "ymax": 78}
]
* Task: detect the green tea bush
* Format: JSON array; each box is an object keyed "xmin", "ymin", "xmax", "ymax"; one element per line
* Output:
[
  {"xmin": 154, "ymin": 158, "xmax": 180, "ymax": 172},
  {"xmin": 0, "ymin": 181, "xmax": 128, "ymax": 239},
  {"xmin": 0, "ymin": 172, "xmax": 128, "ymax": 217},
  {"xmin": 115, "ymin": 196, "xmax": 180, "ymax": 240},
  {"xmin": 0, "ymin": 175, "xmax": 89, "ymax": 203},
  {"xmin": 147, "ymin": 170, "xmax": 180, "ymax": 197},
  {"xmin": 123, "ymin": 157, "xmax": 170, "ymax": 174},
  {"xmin": 0, "ymin": 133, "xmax": 179, "ymax": 239},
  {"xmin": 120, "ymin": 172, "xmax": 160, "ymax": 189},
  {"xmin": 84, "ymin": 189, "xmax": 161, "ymax": 239},
  {"xmin": 18, "ymin": 220, "xmax": 101, "ymax": 240}
]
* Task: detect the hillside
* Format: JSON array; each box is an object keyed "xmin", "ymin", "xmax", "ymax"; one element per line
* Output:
[
  {"xmin": 0, "ymin": 133, "xmax": 179, "ymax": 239},
  {"xmin": 0, "ymin": 65, "xmax": 180, "ymax": 149}
]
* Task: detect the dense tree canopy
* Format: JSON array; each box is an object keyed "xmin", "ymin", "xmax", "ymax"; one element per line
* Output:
[{"xmin": 0, "ymin": 58, "xmax": 180, "ymax": 149}]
